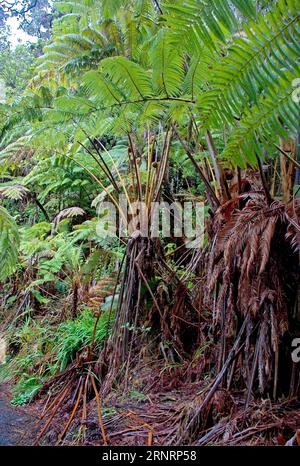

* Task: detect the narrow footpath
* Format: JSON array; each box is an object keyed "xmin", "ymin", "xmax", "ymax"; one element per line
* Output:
[{"xmin": 0, "ymin": 385, "xmax": 39, "ymax": 446}]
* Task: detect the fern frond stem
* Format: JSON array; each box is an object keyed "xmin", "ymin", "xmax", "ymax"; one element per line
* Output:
[
  {"xmin": 136, "ymin": 158, "xmax": 143, "ymax": 202},
  {"xmin": 57, "ymin": 378, "xmax": 84, "ymax": 445},
  {"xmin": 128, "ymin": 146, "xmax": 138, "ymax": 202},
  {"xmin": 205, "ymin": 130, "xmax": 223, "ymax": 198},
  {"xmin": 34, "ymin": 379, "xmax": 73, "ymax": 445},
  {"xmin": 237, "ymin": 166, "xmax": 242, "ymax": 195},
  {"xmin": 271, "ymin": 158, "xmax": 278, "ymax": 197},
  {"xmin": 65, "ymin": 153, "xmax": 127, "ymax": 224},
  {"xmin": 118, "ymin": 61, "xmax": 145, "ymax": 99},
  {"xmin": 145, "ymin": 132, "xmax": 155, "ymax": 206},
  {"xmin": 89, "ymin": 312, "xmax": 101, "ymax": 357},
  {"xmin": 256, "ymin": 154, "xmax": 272, "ymax": 205},
  {"xmin": 173, "ymin": 125, "xmax": 220, "ymax": 208},
  {"xmin": 40, "ymin": 378, "xmax": 72, "ymax": 421},
  {"xmin": 31, "ymin": 193, "xmax": 50, "ymax": 221},
  {"xmin": 95, "ymin": 137, "xmax": 134, "ymax": 218},
  {"xmin": 153, "ymin": 0, "xmax": 163, "ymax": 15},
  {"xmin": 205, "ymin": 157, "xmax": 216, "ymax": 191},
  {"xmin": 154, "ymin": 129, "xmax": 172, "ymax": 202},
  {"xmin": 80, "ymin": 375, "xmax": 89, "ymax": 439},
  {"xmin": 78, "ymin": 141, "xmax": 119, "ymax": 192},
  {"xmin": 148, "ymin": 163, "xmax": 159, "ymax": 217},
  {"xmin": 128, "ymin": 133, "xmax": 143, "ymax": 201},
  {"xmin": 90, "ymin": 374, "xmax": 108, "ymax": 445},
  {"xmin": 274, "ymin": 143, "xmax": 300, "ymax": 170},
  {"xmin": 122, "ymin": 96, "xmax": 195, "ymax": 104},
  {"xmin": 81, "ymin": 129, "xmax": 120, "ymax": 193}
]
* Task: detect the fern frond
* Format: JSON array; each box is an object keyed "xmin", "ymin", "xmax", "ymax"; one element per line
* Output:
[
  {"xmin": 52, "ymin": 207, "xmax": 86, "ymax": 233},
  {"xmin": 222, "ymin": 71, "xmax": 300, "ymax": 166},
  {"xmin": 82, "ymin": 70, "xmax": 124, "ymax": 105},
  {"xmin": 0, "ymin": 206, "xmax": 19, "ymax": 280},
  {"xmin": 0, "ymin": 184, "xmax": 29, "ymax": 201},
  {"xmin": 162, "ymin": 0, "xmax": 256, "ymax": 51},
  {"xmin": 54, "ymin": 95, "xmax": 95, "ymax": 115},
  {"xmin": 150, "ymin": 29, "xmax": 185, "ymax": 98},
  {"xmin": 100, "ymin": 56, "xmax": 152, "ymax": 100},
  {"xmin": 197, "ymin": 0, "xmax": 300, "ymax": 128}
]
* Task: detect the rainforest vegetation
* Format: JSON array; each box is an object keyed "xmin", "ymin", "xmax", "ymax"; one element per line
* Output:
[{"xmin": 0, "ymin": 0, "xmax": 300, "ymax": 446}]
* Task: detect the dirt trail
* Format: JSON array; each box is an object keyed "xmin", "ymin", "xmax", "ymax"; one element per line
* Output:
[{"xmin": 0, "ymin": 385, "xmax": 39, "ymax": 446}]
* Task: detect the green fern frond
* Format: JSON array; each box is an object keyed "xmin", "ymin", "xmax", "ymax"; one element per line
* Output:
[
  {"xmin": 162, "ymin": 0, "xmax": 256, "ymax": 51},
  {"xmin": 54, "ymin": 95, "xmax": 96, "ymax": 115},
  {"xmin": 82, "ymin": 70, "xmax": 124, "ymax": 105},
  {"xmin": 222, "ymin": 71, "xmax": 300, "ymax": 166},
  {"xmin": 0, "ymin": 206, "xmax": 19, "ymax": 281},
  {"xmin": 55, "ymin": 1, "xmax": 91, "ymax": 15},
  {"xmin": 197, "ymin": 0, "xmax": 300, "ymax": 128},
  {"xmin": 100, "ymin": 56, "xmax": 152, "ymax": 100},
  {"xmin": 150, "ymin": 29, "xmax": 185, "ymax": 98}
]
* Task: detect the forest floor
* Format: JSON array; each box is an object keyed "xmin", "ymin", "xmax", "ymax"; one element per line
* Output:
[
  {"xmin": 0, "ymin": 384, "xmax": 39, "ymax": 446},
  {"xmin": 1, "ymin": 379, "xmax": 300, "ymax": 446}
]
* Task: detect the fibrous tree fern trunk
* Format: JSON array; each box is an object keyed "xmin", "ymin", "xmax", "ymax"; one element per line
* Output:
[
  {"xmin": 176, "ymin": 175, "xmax": 300, "ymax": 444},
  {"xmin": 101, "ymin": 235, "xmax": 165, "ymax": 394}
]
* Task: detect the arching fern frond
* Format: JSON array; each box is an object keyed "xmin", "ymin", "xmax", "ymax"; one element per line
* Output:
[
  {"xmin": 82, "ymin": 70, "xmax": 124, "ymax": 106},
  {"xmin": 150, "ymin": 29, "xmax": 185, "ymax": 98},
  {"xmin": 100, "ymin": 56, "xmax": 152, "ymax": 100},
  {"xmin": 197, "ymin": 0, "xmax": 300, "ymax": 128},
  {"xmin": 222, "ymin": 70, "xmax": 300, "ymax": 167},
  {"xmin": 0, "ymin": 184, "xmax": 29, "ymax": 201},
  {"xmin": 162, "ymin": 0, "xmax": 256, "ymax": 51}
]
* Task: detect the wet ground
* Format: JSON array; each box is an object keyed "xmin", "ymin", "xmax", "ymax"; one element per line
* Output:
[{"xmin": 0, "ymin": 385, "xmax": 39, "ymax": 446}]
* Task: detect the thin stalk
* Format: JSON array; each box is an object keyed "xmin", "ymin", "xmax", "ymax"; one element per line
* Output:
[
  {"xmin": 205, "ymin": 130, "xmax": 222, "ymax": 197},
  {"xmin": 78, "ymin": 141, "xmax": 119, "ymax": 193},
  {"xmin": 56, "ymin": 379, "xmax": 84, "ymax": 444},
  {"xmin": 128, "ymin": 133, "xmax": 143, "ymax": 201},
  {"xmin": 256, "ymin": 154, "xmax": 272, "ymax": 205},
  {"xmin": 145, "ymin": 133, "xmax": 155, "ymax": 206},
  {"xmin": 274, "ymin": 143, "xmax": 300, "ymax": 170},
  {"xmin": 154, "ymin": 129, "xmax": 172, "ymax": 202},
  {"xmin": 90, "ymin": 375, "xmax": 108, "ymax": 445},
  {"xmin": 64, "ymin": 153, "xmax": 127, "ymax": 225},
  {"xmin": 35, "ymin": 380, "xmax": 72, "ymax": 445},
  {"xmin": 96, "ymin": 136, "xmax": 135, "ymax": 218},
  {"xmin": 173, "ymin": 126, "xmax": 220, "ymax": 209}
]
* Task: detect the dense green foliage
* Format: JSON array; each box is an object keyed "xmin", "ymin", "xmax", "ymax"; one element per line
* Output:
[{"xmin": 0, "ymin": 0, "xmax": 299, "ymax": 414}]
